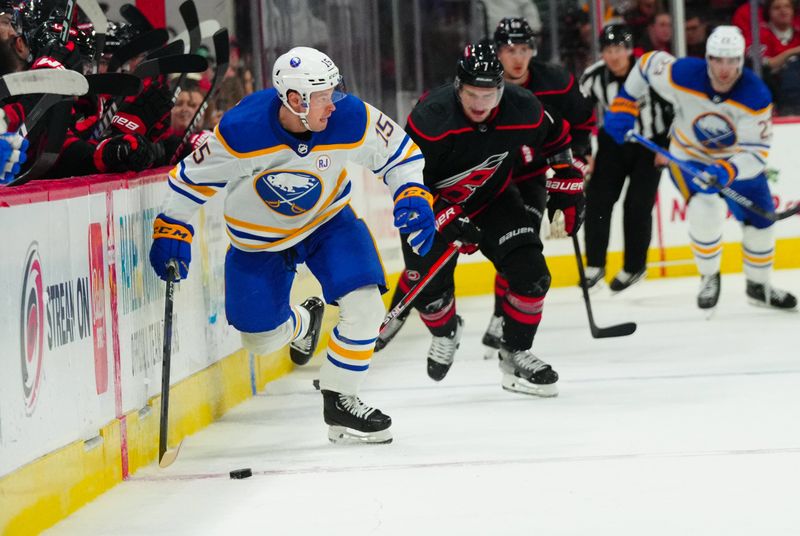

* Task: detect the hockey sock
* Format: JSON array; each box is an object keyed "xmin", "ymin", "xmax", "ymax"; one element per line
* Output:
[
  {"xmin": 290, "ymin": 304, "xmax": 311, "ymax": 341},
  {"xmin": 494, "ymin": 273, "xmax": 509, "ymax": 317},
  {"xmin": 688, "ymin": 194, "xmax": 726, "ymax": 276},
  {"xmin": 742, "ymin": 225, "xmax": 775, "ymax": 284},
  {"xmin": 501, "ymin": 290, "xmax": 544, "ymax": 350},
  {"xmin": 419, "ymin": 294, "xmax": 458, "ymax": 337}
]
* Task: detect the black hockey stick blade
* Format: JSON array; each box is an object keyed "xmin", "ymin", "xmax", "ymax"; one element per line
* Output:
[
  {"xmin": 20, "ymin": 94, "xmax": 74, "ymax": 136},
  {"xmin": 179, "ymin": 0, "xmax": 201, "ymax": 54},
  {"xmin": 133, "ymin": 54, "xmax": 208, "ymax": 78},
  {"xmin": 10, "ymin": 100, "xmax": 72, "ymax": 186},
  {"xmin": 0, "ymin": 70, "xmax": 88, "ymax": 100},
  {"xmin": 572, "ymin": 235, "xmax": 637, "ymax": 339},
  {"xmin": 120, "ymin": 3, "xmax": 154, "ymax": 32},
  {"xmin": 146, "ymin": 39, "xmax": 184, "ymax": 60},
  {"xmin": 85, "ymin": 73, "xmax": 142, "ymax": 96},
  {"xmin": 171, "ymin": 28, "xmax": 229, "ymax": 163},
  {"xmin": 107, "ymin": 28, "xmax": 169, "ymax": 72}
]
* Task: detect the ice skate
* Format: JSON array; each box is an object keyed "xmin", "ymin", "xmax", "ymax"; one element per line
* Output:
[
  {"xmin": 609, "ymin": 267, "xmax": 646, "ymax": 293},
  {"xmin": 322, "ymin": 390, "xmax": 392, "ymax": 444},
  {"xmin": 697, "ymin": 272, "xmax": 721, "ymax": 317},
  {"xmin": 481, "ymin": 315, "xmax": 503, "ymax": 360},
  {"xmin": 289, "ymin": 297, "xmax": 324, "ymax": 365},
  {"xmin": 374, "ymin": 308, "xmax": 410, "ymax": 352},
  {"xmin": 746, "ymin": 281, "xmax": 798, "ymax": 311},
  {"xmin": 581, "ymin": 266, "xmax": 606, "ymax": 293},
  {"xmin": 427, "ymin": 315, "xmax": 464, "ymax": 381},
  {"xmin": 498, "ymin": 346, "xmax": 559, "ymax": 397}
]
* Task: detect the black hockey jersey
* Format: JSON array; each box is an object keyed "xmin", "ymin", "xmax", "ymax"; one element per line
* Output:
[{"xmin": 406, "ymin": 83, "xmax": 571, "ymax": 217}]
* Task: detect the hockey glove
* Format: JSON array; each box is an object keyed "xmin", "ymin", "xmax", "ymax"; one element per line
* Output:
[
  {"xmin": 111, "ymin": 77, "xmax": 173, "ymax": 138},
  {"xmin": 393, "ymin": 183, "xmax": 436, "ymax": 256},
  {"xmin": 0, "ymin": 132, "xmax": 28, "ymax": 185},
  {"xmin": 150, "ymin": 214, "xmax": 193, "ymax": 281},
  {"xmin": 700, "ymin": 160, "xmax": 737, "ymax": 189},
  {"xmin": 30, "ymin": 38, "xmax": 84, "ymax": 71},
  {"xmin": 94, "ymin": 133, "xmax": 161, "ymax": 173},
  {"xmin": 546, "ymin": 163, "xmax": 586, "ymax": 236},
  {"xmin": 603, "ymin": 87, "xmax": 639, "ymax": 145},
  {"xmin": 435, "ymin": 204, "xmax": 482, "ymax": 254}
]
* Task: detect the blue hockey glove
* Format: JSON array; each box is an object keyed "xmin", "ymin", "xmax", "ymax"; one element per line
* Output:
[
  {"xmin": 393, "ymin": 183, "xmax": 435, "ymax": 256},
  {"xmin": 0, "ymin": 133, "xmax": 29, "ymax": 185},
  {"xmin": 149, "ymin": 214, "xmax": 194, "ymax": 281},
  {"xmin": 603, "ymin": 87, "xmax": 639, "ymax": 145},
  {"xmin": 700, "ymin": 160, "xmax": 737, "ymax": 188}
]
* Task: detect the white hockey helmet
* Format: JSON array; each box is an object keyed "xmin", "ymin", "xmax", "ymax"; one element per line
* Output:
[
  {"xmin": 705, "ymin": 25, "xmax": 745, "ymax": 67},
  {"xmin": 272, "ymin": 47, "xmax": 346, "ymax": 128}
]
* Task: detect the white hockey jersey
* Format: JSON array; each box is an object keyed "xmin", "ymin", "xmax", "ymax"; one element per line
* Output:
[
  {"xmin": 624, "ymin": 51, "xmax": 772, "ymax": 184},
  {"xmin": 161, "ymin": 88, "xmax": 424, "ymax": 252}
]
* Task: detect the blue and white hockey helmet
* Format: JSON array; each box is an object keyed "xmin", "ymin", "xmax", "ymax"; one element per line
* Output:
[{"xmin": 273, "ymin": 47, "xmax": 347, "ymax": 116}]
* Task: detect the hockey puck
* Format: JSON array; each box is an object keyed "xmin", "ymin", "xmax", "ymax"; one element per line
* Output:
[{"xmin": 229, "ymin": 468, "xmax": 252, "ymax": 479}]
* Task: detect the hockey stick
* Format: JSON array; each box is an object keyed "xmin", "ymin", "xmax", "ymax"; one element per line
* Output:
[
  {"xmin": 168, "ymin": 1, "xmax": 202, "ymax": 105},
  {"xmin": 170, "ymin": 28, "xmax": 230, "ymax": 164},
  {"xmin": 106, "ymin": 28, "xmax": 169, "ymax": 73},
  {"xmin": 0, "ymin": 69, "xmax": 89, "ymax": 100},
  {"xmin": 85, "ymin": 73, "xmax": 142, "ymax": 96},
  {"xmin": 170, "ymin": 20, "xmax": 222, "ymax": 53},
  {"xmin": 119, "ymin": 3, "xmax": 154, "ymax": 32},
  {"xmin": 146, "ymin": 39, "xmax": 184, "ymax": 60},
  {"xmin": 572, "ymin": 234, "xmax": 638, "ymax": 338},
  {"xmin": 626, "ymin": 131, "xmax": 800, "ymax": 222},
  {"xmin": 9, "ymin": 98, "xmax": 73, "ymax": 186},
  {"xmin": 77, "ymin": 0, "xmax": 108, "ymax": 71},
  {"xmin": 158, "ymin": 263, "xmax": 183, "ymax": 468},
  {"xmin": 59, "ymin": 0, "xmax": 78, "ymax": 44}
]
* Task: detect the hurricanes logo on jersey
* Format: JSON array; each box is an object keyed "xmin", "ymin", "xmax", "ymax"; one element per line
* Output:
[
  {"xmin": 255, "ymin": 170, "xmax": 323, "ymax": 216},
  {"xmin": 693, "ymin": 113, "xmax": 737, "ymax": 150}
]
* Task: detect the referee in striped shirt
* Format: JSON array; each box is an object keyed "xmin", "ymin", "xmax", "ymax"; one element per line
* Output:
[{"xmin": 579, "ymin": 24, "xmax": 674, "ymax": 292}]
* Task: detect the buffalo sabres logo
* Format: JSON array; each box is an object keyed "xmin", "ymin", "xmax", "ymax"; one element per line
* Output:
[
  {"xmin": 255, "ymin": 170, "xmax": 322, "ymax": 216},
  {"xmin": 692, "ymin": 113, "xmax": 737, "ymax": 150}
]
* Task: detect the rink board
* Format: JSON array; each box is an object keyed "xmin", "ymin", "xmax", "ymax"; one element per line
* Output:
[{"xmin": 1, "ymin": 121, "xmax": 799, "ymax": 535}]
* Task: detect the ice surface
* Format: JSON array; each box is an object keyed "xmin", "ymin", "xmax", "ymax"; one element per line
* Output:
[{"xmin": 45, "ymin": 271, "xmax": 800, "ymax": 535}]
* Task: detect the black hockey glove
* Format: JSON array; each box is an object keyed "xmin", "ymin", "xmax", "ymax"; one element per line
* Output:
[
  {"xmin": 111, "ymin": 76, "xmax": 173, "ymax": 138},
  {"xmin": 30, "ymin": 37, "xmax": 84, "ymax": 71},
  {"xmin": 434, "ymin": 204, "xmax": 482, "ymax": 254},
  {"xmin": 94, "ymin": 133, "xmax": 161, "ymax": 172},
  {"xmin": 546, "ymin": 163, "xmax": 586, "ymax": 237}
]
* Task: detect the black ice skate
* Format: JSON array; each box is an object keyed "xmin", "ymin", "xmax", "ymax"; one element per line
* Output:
[
  {"xmin": 582, "ymin": 266, "xmax": 606, "ymax": 292},
  {"xmin": 322, "ymin": 390, "xmax": 392, "ymax": 444},
  {"xmin": 289, "ymin": 297, "xmax": 324, "ymax": 366},
  {"xmin": 427, "ymin": 315, "xmax": 464, "ymax": 381},
  {"xmin": 374, "ymin": 308, "xmax": 410, "ymax": 352},
  {"xmin": 482, "ymin": 315, "xmax": 503, "ymax": 360},
  {"xmin": 746, "ymin": 281, "xmax": 798, "ymax": 310},
  {"xmin": 609, "ymin": 267, "xmax": 646, "ymax": 293},
  {"xmin": 697, "ymin": 272, "xmax": 721, "ymax": 312},
  {"xmin": 498, "ymin": 346, "xmax": 559, "ymax": 397}
]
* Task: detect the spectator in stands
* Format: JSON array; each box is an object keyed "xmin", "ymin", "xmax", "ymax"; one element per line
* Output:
[
  {"xmin": 156, "ymin": 81, "xmax": 206, "ymax": 165},
  {"xmin": 625, "ymin": 0, "xmax": 661, "ymax": 41},
  {"xmin": 481, "ymin": 0, "xmax": 543, "ymax": 35},
  {"xmin": 753, "ymin": 0, "xmax": 800, "ymax": 114},
  {"xmin": 635, "ymin": 11, "xmax": 673, "ymax": 54},
  {"xmin": 210, "ymin": 76, "xmax": 246, "ymax": 127},
  {"xmin": 686, "ymin": 11, "xmax": 711, "ymax": 57},
  {"xmin": 561, "ymin": 7, "xmax": 594, "ymax": 76}
]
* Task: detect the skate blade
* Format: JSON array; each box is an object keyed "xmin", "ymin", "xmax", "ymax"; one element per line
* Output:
[
  {"xmin": 501, "ymin": 374, "xmax": 558, "ymax": 398},
  {"xmin": 483, "ymin": 346, "xmax": 499, "ymax": 360},
  {"xmin": 701, "ymin": 306, "xmax": 717, "ymax": 320},
  {"xmin": 328, "ymin": 426, "xmax": 392, "ymax": 445},
  {"xmin": 747, "ymin": 297, "xmax": 799, "ymax": 312}
]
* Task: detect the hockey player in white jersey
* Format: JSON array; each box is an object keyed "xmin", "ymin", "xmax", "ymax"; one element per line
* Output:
[
  {"xmin": 604, "ymin": 26, "xmax": 797, "ymax": 311},
  {"xmin": 148, "ymin": 47, "xmax": 436, "ymax": 444}
]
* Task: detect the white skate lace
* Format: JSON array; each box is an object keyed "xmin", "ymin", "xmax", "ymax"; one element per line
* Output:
[
  {"xmin": 513, "ymin": 351, "xmax": 550, "ymax": 373},
  {"xmin": 428, "ymin": 334, "xmax": 458, "ymax": 365},
  {"xmin": 339, "ymin": 394, "xmax": 376, "ymax": 419},
  {"xmin": 698, "ymin": 275, "xmax": 719, "ymax": 300},
  {"xmin": 486, "ymin": 315, "xmax": 503, "ymax": 339}
]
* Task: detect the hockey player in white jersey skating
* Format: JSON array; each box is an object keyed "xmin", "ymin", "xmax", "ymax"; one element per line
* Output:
[
  {"xmin": 605, "ymin": 26, "xmax": 797, "ymax": 311},
  {"xmin": 148, "ymin": 47, "xmax": 436, "ymax": 444}
]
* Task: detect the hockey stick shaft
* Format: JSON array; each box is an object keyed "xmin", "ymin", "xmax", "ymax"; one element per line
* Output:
[
  {"xmin": 0, "ymin": 70, "xmax": 88, "ymax": 100},
  {"xmin": 158, "ymin": 263, "xmax": 178, "ymax": 465},
  {"xmin": 60, "ymin": 0, "xmax": 78, "ymax": 44},
  {"xmin": 381, "ymin": 242, "xmax": 460, "ymax": 332},
  {"xmin": 627, "ymin": 131, "xmax": 800, "ymax": 222},
  {"xmin": 572, "ymin": 234, "xmax": 637, "ymax": 339}
]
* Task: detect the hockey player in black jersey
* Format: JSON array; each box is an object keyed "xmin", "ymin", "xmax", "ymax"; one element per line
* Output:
[
  {"xmin": 481, "ymin": 17, "xmax": 596, "ymax": 357},
  {"xmin": 376, "ymin": 42, "xmax": 586, "ymax": 397}
]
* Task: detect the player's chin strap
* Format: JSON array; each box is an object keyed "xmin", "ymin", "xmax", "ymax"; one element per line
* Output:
[
  {"xmin": 282, "ymin": 101, "xmax": 313, "ymax": 131},
  {"xmin": 625, "ymin": 130, "xmax": 800, "ymax": 222}
]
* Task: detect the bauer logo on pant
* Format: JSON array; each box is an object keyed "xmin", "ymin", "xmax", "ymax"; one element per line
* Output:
[{"xmin": 255, "ymin": 170, "xmax": 323, "ymax": 216}]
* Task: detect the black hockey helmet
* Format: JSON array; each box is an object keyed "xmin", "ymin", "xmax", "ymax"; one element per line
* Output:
[
  {"xmin": 103, "ymin": 21, "xmax": 141, "ymax": 55},
  {"xmin": 455, "ymin": 42, "xmax": 504, "ymax": 89},
  {"xmin": 599, "ymin": 24, "xmax": 634, "ymax": 50},
  {"xmin": 494, "ymin": 17, "xmax": 536, "ymax": 50}
]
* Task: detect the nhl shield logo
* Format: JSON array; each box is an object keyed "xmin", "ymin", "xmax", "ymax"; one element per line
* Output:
[
  {"xmin": 255, "ymin": 170, "xmax": 323, "ymax": 216},
  {"xmin": 297, "ymin": 143, "xmax": 309, "ymax": 155},
  {"xmin": 692, "ymin": 113, "xmax": 737, "ymax": 150}
]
